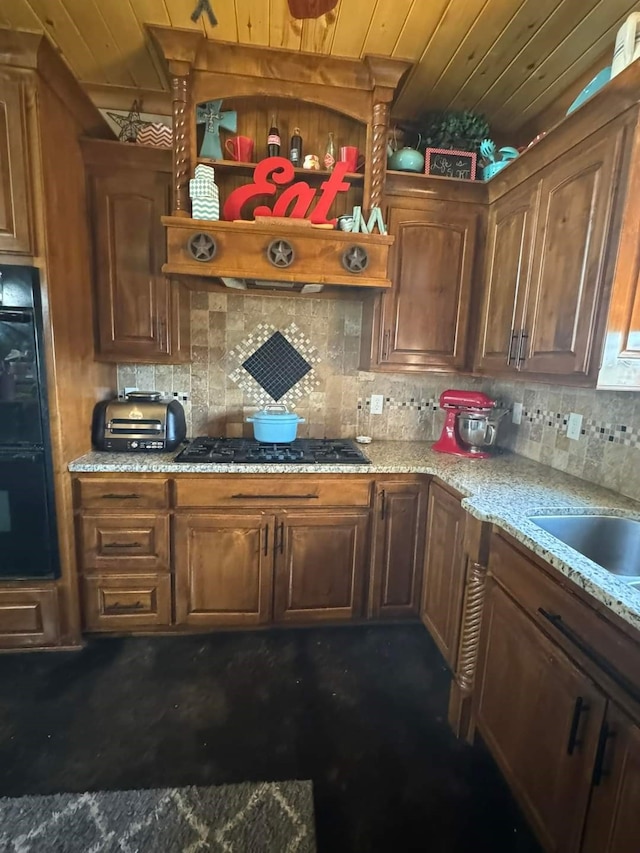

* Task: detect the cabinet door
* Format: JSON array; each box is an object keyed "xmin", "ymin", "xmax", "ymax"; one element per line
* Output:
[
  {"xmin": 522, "ymin": 133, "xmax": 622, "ymax": 377},
  {"xmin": 421, "ymin": 483, "xmax": 466, "ymax": 667},
  {"xmin": 174, "ymin": 513, "xmax": 273, "ymax": 627},
  {"xmin": 475, "ymin": 580, "xmax": 606, "ymax": 853},
  {"xmin": 274, "ymin": 511, "xmax": 369, "ymax": 623},
  {"xmin": 377, "ymin": 200, "xmax": 480, "ymax": 370},
  {"xmin": 582, "ymin": 704, "xmax": 640, "ymax": 853},
  {"xmin": 369, "ymin": 481, "xmax": 427, "ymax": 619},
  {"xmin": 0, "ymin": 72, "xmax": 32, "ymax": 255},
  {"xmin": 475, "ymin": 181, "xmax": 540, "ymax": 372},
  {"xmin": 598, "ymin": 126, "xmax": 640, "ymax": 390},
  {"xmin": 90, "ymin": 168, "xmax": 176, "ymax": 361}
]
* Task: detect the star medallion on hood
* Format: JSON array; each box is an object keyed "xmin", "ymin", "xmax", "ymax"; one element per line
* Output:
[
  {"xmin": 267, "ymin": 239, "xmax": 295, "ymax": 268},
  {"xmin": 342, "ymin": 245, "xmax": 369, "ymax": 273},
  {"xmin": 187, "ymin": 232, "xmax": 217, "ymax": 262}
]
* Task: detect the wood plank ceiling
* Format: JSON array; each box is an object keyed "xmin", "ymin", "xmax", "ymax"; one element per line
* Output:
[{"xmin": 1, "ymin": 0, "xmax": 639, "ymax": 132}]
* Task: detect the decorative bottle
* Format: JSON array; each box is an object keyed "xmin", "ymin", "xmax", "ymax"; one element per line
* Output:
[
  {"xmin": 290, "ymin": 127, "xmax": 303, "ymax": 166},
  {"xmin": 267, "ymin": 115, "xmax": 281, "ymax": 157},
  {"xmin": 323, "ymin": 132, "xmax": 336, "ymax": 171}
]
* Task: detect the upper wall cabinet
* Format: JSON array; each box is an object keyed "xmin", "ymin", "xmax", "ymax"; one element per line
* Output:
[
  {"xmin": 361, "ymin": 185, "xmax": 485, "ymax": 373},
  {"xmin": 475, "ymin": 121, "xmax": 628, "ymax": 384},
  {"xmin": 476, "ymin": 180, "xmax": 540, "ymax": 373},
  {"xmin": 598, "ymin": 116, "xmax": 640, "ymax": 391},
  {"xmin": 83, "ymin": 141, "xmax": 190, "ymax": 364},
  {"xmin": 0, "ymin": 71, "xmax": 33, "ymax": 256}
]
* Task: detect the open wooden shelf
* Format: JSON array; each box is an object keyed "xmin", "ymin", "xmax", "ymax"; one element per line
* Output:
[
  {"xmin": 386, "ymin": 168, "xmax": 482, "ymax": 183},
  {"xmin": 197, "ymin": 157, "xmax": 365, "ymax": 184}
]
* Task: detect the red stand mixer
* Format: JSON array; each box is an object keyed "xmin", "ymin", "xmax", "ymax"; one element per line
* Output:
[{"xmin": 433, "ymin": 390, "xmax": 506, "ymax": 458}]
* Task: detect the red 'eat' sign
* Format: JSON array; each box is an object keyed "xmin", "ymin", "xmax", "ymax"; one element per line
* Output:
[{"xmin": 222, "ymin": 157, "xmax": 351, "ymax": 226}]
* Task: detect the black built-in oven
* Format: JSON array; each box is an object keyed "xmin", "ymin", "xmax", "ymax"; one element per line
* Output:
[
  {"xmin": 0, "ymin": 449, "xmax": 57, "ymax": 578},
  {"xmin": 0, "ymin": 266, "xmax": 58, "ymax": 579}
]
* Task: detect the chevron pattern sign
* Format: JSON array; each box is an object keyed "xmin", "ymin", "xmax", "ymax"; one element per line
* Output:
[{"xmin": 136, "ymin": 122, "xmax": 172, "ymax": 148}]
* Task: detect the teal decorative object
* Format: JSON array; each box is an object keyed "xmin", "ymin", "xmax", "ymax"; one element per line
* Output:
[
  {"xmin": 196, "ymin": 99, "xmax": 238, "ymax": 160},
  {"xmin": 388, "ymin": 146, "xmax": 425, "ymax": 172},
  {"xmin": 480, "ymin": 138, "xmax": 519, "ymax": 181},
  {"xmin": 567, "ymin": 67, "xmax": 611, "ymax": 115}
]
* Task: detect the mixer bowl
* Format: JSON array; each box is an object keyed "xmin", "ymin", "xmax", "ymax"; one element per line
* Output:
[{"xmin": 457, "ymin": 413, "xmax": 499, "ymax": 453}]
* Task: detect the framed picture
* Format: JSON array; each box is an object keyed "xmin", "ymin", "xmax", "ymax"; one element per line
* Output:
[{"xmin": 424, "ymin": 148, "xmax": 477, "ymax": 181}]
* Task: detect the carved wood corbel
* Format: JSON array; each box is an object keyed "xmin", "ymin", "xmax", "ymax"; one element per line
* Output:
[
  {"xmin": 367, "ymin": 100, "xmax": 389, "ymax": 214},
  {"xmin": 170, "ymin": 73, "xmax": 190, "ymax": 217},
  {"xmin": 448, "ymin": 559, "xmax": 489, "ymax": 740}
]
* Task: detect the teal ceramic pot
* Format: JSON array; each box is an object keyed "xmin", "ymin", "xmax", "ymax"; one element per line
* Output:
[
  {"xmin": 388, "ymin": 147, "xmax": 425, "ymax": 172},
  {"xmin": 246, "ymin": 405, "xmax": 305, "ymax": 442}
]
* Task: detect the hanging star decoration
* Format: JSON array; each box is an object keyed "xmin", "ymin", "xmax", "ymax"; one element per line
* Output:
[
  {"xmin": 107, "ymin": 100, "xmax": 149, "ymax": 143},
  {"xmin": 191, "ymin": 0, "xmax": 217, "ymax": 26},
  {"xmin": 196, "ymin": 99, "xmax": 237, "ymax": 160}
]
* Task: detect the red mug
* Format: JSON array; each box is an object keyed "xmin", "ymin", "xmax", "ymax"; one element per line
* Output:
[
  {"xmin": 339, "ymin": 146, "xmax": 365, "ymax": 172},
  {"xmin": 225, "ymin": 135, "xmax": 254, "ymax": 162}
]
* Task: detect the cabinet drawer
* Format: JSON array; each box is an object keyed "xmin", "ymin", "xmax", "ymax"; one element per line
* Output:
[
  {"xmin": 75, "ymin": 478, "xmax": 169, "ymax": 510},
  {"xmin": 174, "ymin": 477, "xmax": 372, "ymax": 508},
  {"xmin": 78, "ymin": 514, "xmax": 169, "ymax": 573},
  {"xmin": 490, "ymin": 533, "xmax": 640, "ymax": 701},
  {"xmin": 0, "ymin": 587, "xmax": 59, "ymax": 647},
  {"xmin": 82, "ymin": 574, "xmax": 171, "ymax": 631}
]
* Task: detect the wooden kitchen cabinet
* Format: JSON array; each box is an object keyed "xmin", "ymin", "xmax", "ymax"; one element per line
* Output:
[
  {"xmin": 0, "ymin": 71, "xmax": 32, "ymax": 256},
  {"xmin": 74, "ymin": 477, "xmax": 172, "ymax": 631},
  {"xmin": 597, "ymin": 115, "xmax": 640, "ymax": 390},
  {"xmin": 174, "ymin": 512, "xmax": 273, "ymax": 628},
  {"xmin": 361, "ymin": 194, "xmax": 482, "ymax": 372},
  {"xmin": 476, "ymin": 124, "xmax": 625, "ymax": 382},
  {"xmin": 581, "ymin": 703, "xmax": 640, "ymax": 853},
  {"xmin": 471, "ymin": 531, "xmax": 640, "ymax": 853},
  {"xmin": 175, "ymin": 508, "xmax": 368, "ymax": 628},
  {"xmin": 369, "ymin": 480, "xmax": 427, "ymax": 619},
  {"xmin": 522, "ymin": 133, "xmax": 621, "ymax": 377},
  {"xmin": 476, "ymin": 181, "xmax": 540, "ymax": 372},
  {"xmin": 274, "ymin": 510, "xmax": 369, "ymax": 623},
  {"xmin": 475, "ymin": 579, "xmax": 607, "ymax": 853},
  {"xmin": 83, "ymin": 140, "xmax": 190, "ymax": 363},
  {"xmin": 421, "ymin": 482, "xmax": 467, "ymax": 667}
]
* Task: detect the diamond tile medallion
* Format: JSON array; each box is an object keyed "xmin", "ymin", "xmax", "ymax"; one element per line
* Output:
[
  {"xmin": 243, "ymin": 331, "xmax": 311, "ymax": 401},
  {"xmin": 228, "ymin": 322, "xmax": 320, "ymax": 407}
]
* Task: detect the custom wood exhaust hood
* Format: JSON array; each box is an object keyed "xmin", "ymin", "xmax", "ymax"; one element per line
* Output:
[{"xmin": 148, "ymin": 26, "xmax": 410, "ymax": 290}]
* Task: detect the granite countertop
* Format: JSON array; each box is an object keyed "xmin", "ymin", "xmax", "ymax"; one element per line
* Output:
[{"xmin": 69, "ymin": 441, "xmax": 640, "ymax": 633}]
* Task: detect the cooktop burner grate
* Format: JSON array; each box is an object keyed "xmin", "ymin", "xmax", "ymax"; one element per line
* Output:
[{"xmin": 174, "ymin": 437, "xmax": 371, "ymax": 464}]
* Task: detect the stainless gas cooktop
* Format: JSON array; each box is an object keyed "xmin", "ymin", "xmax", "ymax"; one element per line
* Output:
[{"xmin": 174, "ymin": 437, "xmax": 370, "ymax": 464}]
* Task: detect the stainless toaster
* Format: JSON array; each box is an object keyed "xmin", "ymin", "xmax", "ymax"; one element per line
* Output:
[{"xmin": 92, "ymin": 392, "xmax": 186, "ymax": 452}]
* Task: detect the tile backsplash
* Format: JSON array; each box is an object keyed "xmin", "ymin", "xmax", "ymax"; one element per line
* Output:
[
  {"xmin": 117, "ymin": 291, "xmax": 640, "ymax": 502},
  {"xmin": 491, "ymin": 379, "xmax": 640, "ymax": 501}
]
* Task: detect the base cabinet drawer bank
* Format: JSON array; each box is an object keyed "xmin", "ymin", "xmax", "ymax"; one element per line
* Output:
[{"xmin": 73, "ymin": 474, "xmax": 428, "ymax": 633}]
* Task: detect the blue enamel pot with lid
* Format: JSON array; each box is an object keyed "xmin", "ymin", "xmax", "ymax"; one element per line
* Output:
[{"xmin": 246, "ymin": 405, "xmax": 306, "ymax": 443}]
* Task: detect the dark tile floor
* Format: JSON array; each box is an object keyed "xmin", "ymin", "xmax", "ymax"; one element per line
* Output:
[{"xmin": 0, "ymin": 624, "xmax": 541, "ymax": 853}]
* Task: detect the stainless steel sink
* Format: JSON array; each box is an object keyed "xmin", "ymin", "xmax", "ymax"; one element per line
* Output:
[{"xmin": 529, "ymin": 514, "xmax": 640, "ymax": 580}]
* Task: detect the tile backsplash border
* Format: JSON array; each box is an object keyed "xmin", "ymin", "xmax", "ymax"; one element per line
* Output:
[{"xmin": 116, "ymin": 291, "xmax": 640, "ymax": 502}]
